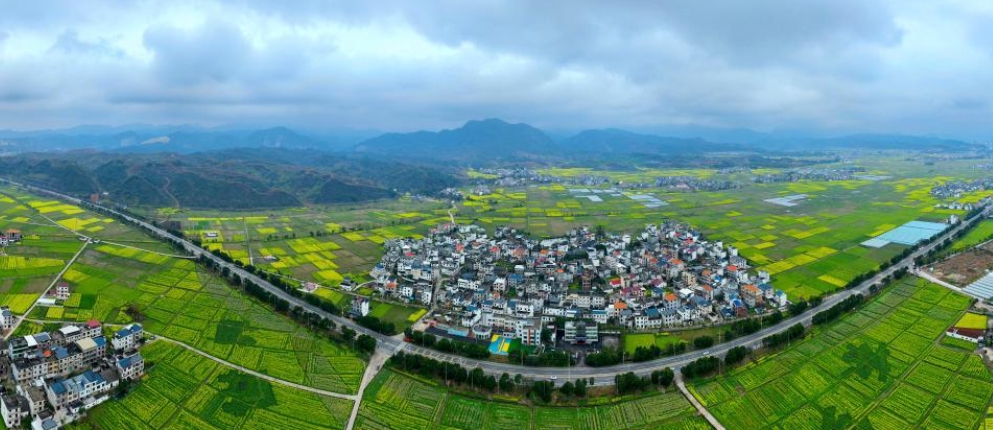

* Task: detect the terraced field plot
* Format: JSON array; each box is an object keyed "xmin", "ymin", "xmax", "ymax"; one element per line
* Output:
[
  {"xmin": 355, "ymin": 369, "xmax": 710, "ymax": 430},
  {"xmin": 689, "ymin": 278, "xmax": 992, "ymax": 430},
  {"xmin": 73, "ymin": 340, "xmax": 353, "ymax": 430},
  {"xmin": 37, "ymin": 245, "xmax": 367, "ymax": 394}
]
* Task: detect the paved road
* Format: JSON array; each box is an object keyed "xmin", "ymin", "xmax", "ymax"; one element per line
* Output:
[{"xmin": 6, "ymin": 179, "xmax": 987, "ymax": 384}]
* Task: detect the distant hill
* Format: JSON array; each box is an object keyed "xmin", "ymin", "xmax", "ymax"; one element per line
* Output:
[
  {"xmin": 0, "ymin": 125, "xmax": 344, "ymax": 154},
  {"xmin": 562, "ymin": 128, "xmax": 741, "ymax": 154},
  {"xmin": 354, "ymin": 119, "xmax": 559, "ymax": 162},
  {"xmin": 0, "ymin": 150, "xmax": 463, "ymax": 209}
]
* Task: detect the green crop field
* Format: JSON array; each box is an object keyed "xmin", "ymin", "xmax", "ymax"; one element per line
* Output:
[
  {"xmin": 688, "ymin": 278, "xmax": 993, "ymax": 430},
  {"xmin": 69, "ymin": 340, "xmax": 353, "ymax": 430},
  {"xmin": 622, "ymin": 333, "xmax": 686, "ymax": 355},
  {"xmin": 145, "ymin": 199, "xmax": 445, "ymax": 284},
  {"xmin": 449, "ymin": 157, "xmax": 991, "ymax": 300},
  {"xmin": 135, "ymin": 156, "xmax": 991, "ymax": 302},
  {"xmin": 950, "ymin": 219, "xmax": 993, "ymax": 252},
  {"xmin": 39, "ymin": 244, "xmax": 367, "ymax": 394},
  {"xmin": 354, "ymin": 369, "xmax": 710, "ymax": 429}
]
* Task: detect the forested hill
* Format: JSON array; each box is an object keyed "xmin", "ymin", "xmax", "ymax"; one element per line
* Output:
[{"xmin": 0, "ymin": 150, "xmax": 463, "ymax": 209}]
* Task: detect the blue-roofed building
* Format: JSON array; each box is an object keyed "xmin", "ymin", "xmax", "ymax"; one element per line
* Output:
[
  {"xmin": 117, "ymin": 352, "xmax": 145, "ymax": 380},
  {"xmin": 111, "ymin": 323, "xmax": 143, "ymax": 352},
  {"xmin": 758, "ymin": 283, "xmax": 774, "ymax": 299},
  {"xmin": 0, "ymin": 306, "xmax": 13, "ymax": 330},
  {"xmin": 46, "ymin": 371, "xmax": 105, "ymax": 408},
  {"xmin": 52, "ymin": 346, "xmax": 69, "ymax": 360}
]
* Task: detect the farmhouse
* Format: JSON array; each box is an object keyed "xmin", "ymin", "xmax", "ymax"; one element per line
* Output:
[
  {"xmin": 111, "ymin": 323, "xmax": 143, "ymax": 352},
  {"xmin": 1, "ymin": 306, "xmax": 13, "ymax": 331}
]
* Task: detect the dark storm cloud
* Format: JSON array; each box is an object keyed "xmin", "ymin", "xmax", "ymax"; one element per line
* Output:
[{"xmin": 0, "ymin": 0, "xmax": 990, "ymax": 138}]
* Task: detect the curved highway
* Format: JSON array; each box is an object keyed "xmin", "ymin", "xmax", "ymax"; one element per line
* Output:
[{"xmin": 7, "ymin": 179, "xmax": 986, "ymax": 384}]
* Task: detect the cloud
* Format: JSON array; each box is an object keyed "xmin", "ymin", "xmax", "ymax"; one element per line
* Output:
[
  {"xmin": 50, "ymin": 29, "xmax": 125, "ymax": 57},
  {"xmin": 143, "ymin": 19, "xmax": 253, "ymax": 85},
  {"xmin": 0, "ymin": 0, "xmax": 990, "ymax": 139}
]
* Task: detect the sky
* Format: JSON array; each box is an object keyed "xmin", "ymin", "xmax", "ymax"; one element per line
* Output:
[{"xmin": 1, "ymin": 1, "xmax": 992, "ymax": 139}]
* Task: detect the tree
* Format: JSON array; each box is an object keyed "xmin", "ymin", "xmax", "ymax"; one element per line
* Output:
[
  {"xmin": 531, "ymin": 381, "xmax": 554, "ymax": 403},
  {"xmin": 653, "ymin": 367, "xmax": 675, "ymax": 390},
  {"xmin": 693, "ymin": 335, "xmax": 715, "ymax": 349},
  {"xmin": 499, "ymin": 373, "xmax": 514, "ymax": 392},
  {"xmin": 541, "ymin": 328, "xmax": 552, "ymax": 344},
  {"xmin": 574, "ymin": 379, "xmax": 587, "ymax": 397},
  {"xmin": 559, "ymin": 381, "xmax": 574, "ymax": 397},
  {"xmin": 341, "ymin": 327, "xmax": 356, "ymax": 342},
  {"xmin": 724, "ymin": 346, "xmax": 750, "ymax": 366},
  {"xmin": 355, "ymin": 334, "xmax": 377, "ymax": 354}
]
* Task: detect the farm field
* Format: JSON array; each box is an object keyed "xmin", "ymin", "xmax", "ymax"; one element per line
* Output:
[
  {"xmin": 1, "ymin": 186, "xmax": 179, "ymax": 250},
  {"xmin": 153, "ymin": 201, "xmax": 445, "ymax": 294},
  {"xmin": 0, "ymin": 187, "xmax": 184, "ymax": 316},
  {"xmin": 950, "ymin": 219, "xmax": 993, "ymax": 253},
  {"xmin": 355, "ymin": 369, "xmax": 710, "ymax": 430},
  {"xmin": 622, "ymin": 333, "xmax": 686, "ymax": 356},
  {"xmin": 138, "ymin": 156, "xmax": 988, "ymax": 302},
  {"xmin": 688, "ymin": 278, "xmax": 993, "ymax": 430},
  {"xmin": 68, "ymin": 340, "xmax": 353, "ymax": 430},
  {"xmin": 37, "ymin": 244, "xmax": 367, "ymax": 394},
  {"xmin": 453, "ymin": 157, "xmax": 988, "ymax": 300}
]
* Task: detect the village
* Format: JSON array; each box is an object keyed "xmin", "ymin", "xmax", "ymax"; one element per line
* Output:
[
  {"xmin": 0, "ymin": 315, "xmax": 146, "ymax": 430},
  {"xmin": 365, "ymin": 221, "xmax": 789, "ymax": 353}
]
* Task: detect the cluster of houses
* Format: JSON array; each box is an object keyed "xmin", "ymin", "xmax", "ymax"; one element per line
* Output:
[
  {"xmin": 369, "ymin": 221, "xmax": 789, "ymax": 348},
  {"xmin": 931, "ymin": 178, "xmax": 993, "ymax": 199},
  {"xmin": 0, "ymin": 322, "xmax": 145, "ymax": 430},
  {"xmin": 653, "ymin": 176, "xmax": 741, "ymax": 192},
  {"xmin": 0, "ymin": 229, "xmax": 22, "ymax": 247},
  {"xmin": 752, "ymin": 167, "xmax": 866, "ymax": 184}
]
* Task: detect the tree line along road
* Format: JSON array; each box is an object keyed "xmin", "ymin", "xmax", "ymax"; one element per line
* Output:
[{"xmin": 6, "ymin": 179, "xmax": 987, "ymax": 385}]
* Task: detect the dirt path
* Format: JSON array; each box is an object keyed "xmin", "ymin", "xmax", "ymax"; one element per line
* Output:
[
  {"xmin": 346, "ymin": 342, "xmax": 404, "ymax": 430},
  {"xmin": 151, "ymin": 336, "xmax": 359, "ymax": 401},
  {"xmin": 914, "ymin": 269, "xmax": 965, "ymax": 293},
  {"xmin": 243, "ymin": 217, "xmax": 254, "ymax": 266},
  {"xmin": 676, "ymin": 373, "xmax": 724, "ymax": 430}
]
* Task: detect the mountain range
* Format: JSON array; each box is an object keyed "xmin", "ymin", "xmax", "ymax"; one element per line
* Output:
[
  {"xmin": 0, "ymin": 119, "xmax": 980, "ymax": 209},
  {"xmin": 0, "ymin": 119, "xmax": 976, "ymax": 161}
]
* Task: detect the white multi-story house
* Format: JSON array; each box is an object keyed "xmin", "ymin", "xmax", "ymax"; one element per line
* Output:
[
  {"xmin": 351, "ymin": 298, "xmax": 370, "ymax": 317},
  {"xmin": 111, "ymin": 323, "xmax": 143, "ymax": 352},
  {"xmin": 0, "ymin": 306, "xmax": 12, "ymax": 330},
  {"xmin": 117, "ymin": 353, "xmax": 145, "ymax": 381}
]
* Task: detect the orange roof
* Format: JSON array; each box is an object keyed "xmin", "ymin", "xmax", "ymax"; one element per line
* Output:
[
  {"xmin": 670, "ymin": 259, "xmax": 684, "ymax": 265},
  {"xmin": 701, "ymin": 269, "xmax": 712, "ymax": 276},
  {"xmin": 614, "ymin": 301, "xmax": 628, "ymax": 309},
  {"xmin": 665, "ymin": 293, "xmax": 677, "ymax": 301},
  {"xmin": 742, "ymin": 284, "xmax": 759, "ymax": 293},
  {"xmin": 727, "ymin": 265, "xmax": 738, "ymax": 272}
]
